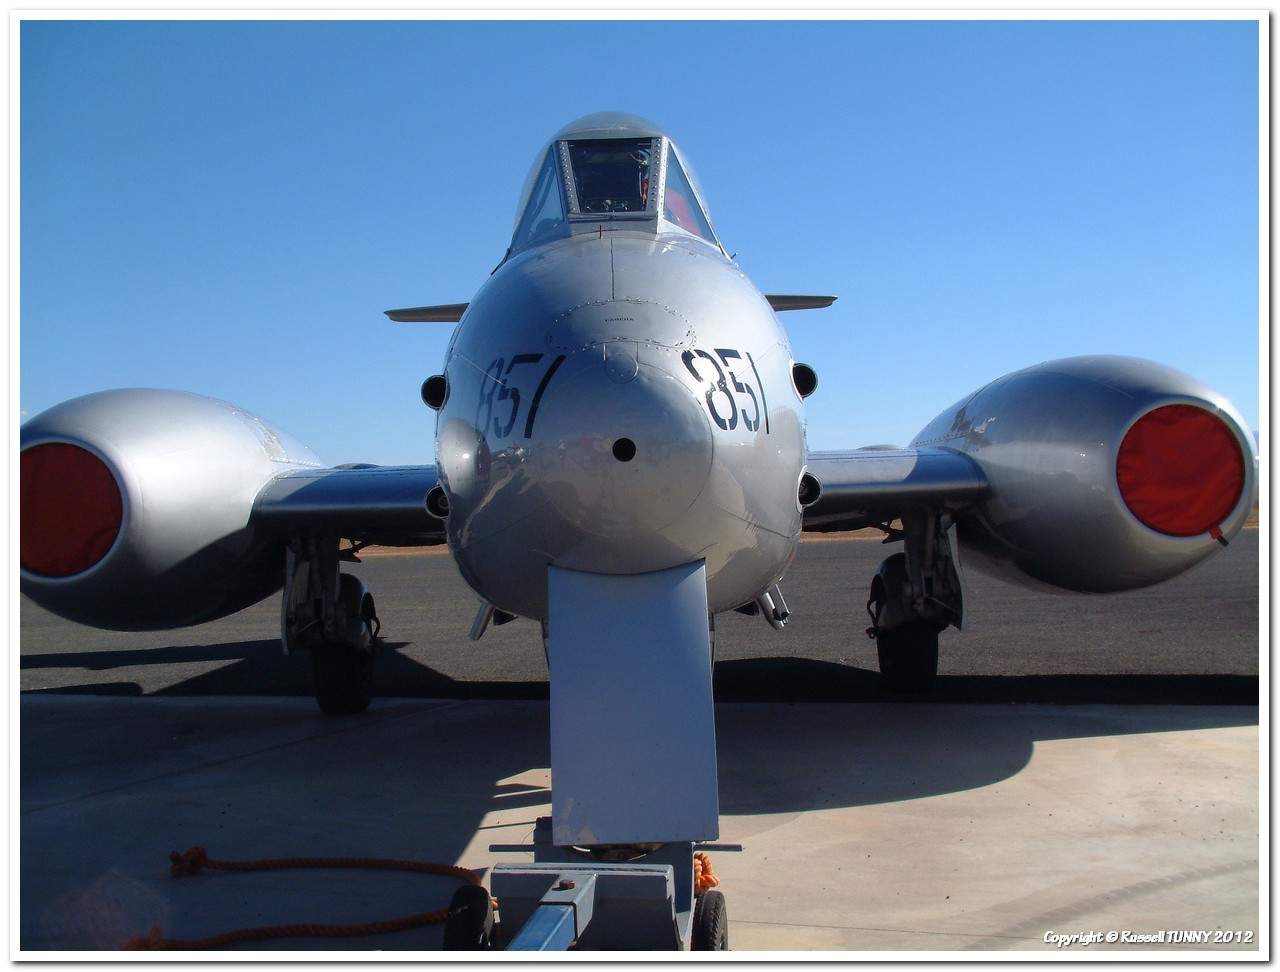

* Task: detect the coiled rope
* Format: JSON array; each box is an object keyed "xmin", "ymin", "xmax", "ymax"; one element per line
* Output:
[
  {"xmin": 123, "ymin": 847, "xmax": 483, "ymax": 951},
  {"xmin": 124, "ymin": 845, "xmax": 722, "ymax": 950},
  {"xmin": 693, "ymin": 851, "xmax": 720, "ymax": 895}
]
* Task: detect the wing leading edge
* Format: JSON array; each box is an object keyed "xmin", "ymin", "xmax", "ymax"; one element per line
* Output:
[
  {"xmin": 248, "ymin": 448, "xmax": 986, "ymax": 545},
  {"xmin": 801, "ymin": 448, "xmax": 991, "ymax": 533},
  {"xmin": 252, "ymin": 464, "xmax": 445, "ymax": 547},
  {"xmin": 384, "ymin": 295, "xmax": 836, "ymax": 323},
  {"xmin": 385, "ymin": 304, "xmax": 469, "ymax": 323}
]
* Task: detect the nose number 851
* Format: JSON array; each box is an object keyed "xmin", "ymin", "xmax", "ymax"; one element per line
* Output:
[{"xmin": 682, "ymin": 348, "xmax": 769, "ymax": 434}]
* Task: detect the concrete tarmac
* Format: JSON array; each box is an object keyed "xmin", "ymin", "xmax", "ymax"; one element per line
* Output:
[
  {"xmin": 18, "ymin": 531, "xmax": 1263, "ymax": 955},
  {"xmin": 20, "ymin": 697, "xmax": 1260, "ymax": 955}
]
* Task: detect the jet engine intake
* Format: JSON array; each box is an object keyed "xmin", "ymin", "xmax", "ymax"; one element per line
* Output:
[
  {"xmin": 913, "ymin": 356, "xmax": 1256, "ymax": 593},
  {"xmin": 21, "ymin": 388, "xmax": 322, "ymax": 629}
]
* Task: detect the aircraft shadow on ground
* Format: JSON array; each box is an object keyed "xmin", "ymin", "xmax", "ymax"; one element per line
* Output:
[
  {"xmin": 714, "ymin": 697, "xmax": 1256, "ymax": 816},
  {"xmin": 712, "ymin": 657, "xmax": 1259, "ymax": 705},
  {"xmin": 21, "ymin": 639, "xmax": 552, "ymax": 701},
  {"xmin": 22, "ymin": 666, "xmax": 1259, "ymax": 949},
  {"xmin": 21, "ymin": 696, "xmax": 557, "ymax": 951},
  {"xmin": 20, "ymin": 542, "xmax": 1258, "ymax": 950},
  {"xmin": 22, "ymin": 645, "xmax": 1258, "ymax": 820},
  {"xmin": 22, "ymin": 641, "xmax": 1259, "ymax": 707}
]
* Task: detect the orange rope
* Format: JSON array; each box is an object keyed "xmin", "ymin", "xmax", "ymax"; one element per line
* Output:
[
  {"xmin": 125, "ymin": 845, "xmax": 722, "ymax": 949},
  {"xmin": 123, "ymin": 846, "xmax": 483, "ymax": 951},
  {"xmin": 693, "ymin": 851, "xmax": 720, "ymax": 895}
]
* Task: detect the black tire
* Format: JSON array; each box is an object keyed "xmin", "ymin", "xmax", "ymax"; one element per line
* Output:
[
  {"xmin": 310, "ymin": 574, "xmax": 377, "ymax": 716},
  {"xmin": 876, "ymin": 620, "xmax": 939, "ymax": 694},
  {"xmin": 311, "ymin": 643, "xmax": 374, "ymax": 716},
  {"xmin": 691, "ymin": 889, "xmax": 728, "ymax": 951},
  {"xmin": 443, "ymin": 884, "xmax": 495, "ymax": 950}
]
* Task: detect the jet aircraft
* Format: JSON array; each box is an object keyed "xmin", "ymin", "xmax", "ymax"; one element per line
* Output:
[{"xmin": 20, "ymin": 112, "xmax": 1257, "ymax": 946}]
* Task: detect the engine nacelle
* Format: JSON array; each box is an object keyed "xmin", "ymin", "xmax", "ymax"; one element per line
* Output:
[
  {"xmin": 914, "ymin": 356, "xmax": 1256, "ymax": 593},
  {"xmin": 21, "ymin": 389, "xmax": 322, "ymax": 629}
]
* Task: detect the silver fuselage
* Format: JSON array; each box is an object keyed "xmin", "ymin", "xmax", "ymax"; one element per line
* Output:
[{"xmin": 436, "ymin": 230, "xmax": 806, "ymax": 620}]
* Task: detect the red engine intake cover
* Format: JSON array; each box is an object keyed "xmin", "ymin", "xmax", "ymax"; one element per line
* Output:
[
  {"xmin": 1116, "ymin": 404, "xmax": 1247, "ymax": 538},
  {"xmin": 21, "ymin": 443, "xmax": 124, "ymax": 577}
]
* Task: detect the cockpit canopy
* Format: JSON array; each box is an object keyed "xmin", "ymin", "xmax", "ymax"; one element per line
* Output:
[
  {"xmin": 511, "ymin": 113, "xmax": 718, "ymax": 254},
  {"xmin": 571, "ymin": 139, "xmax": 651, "ymax": 214}
]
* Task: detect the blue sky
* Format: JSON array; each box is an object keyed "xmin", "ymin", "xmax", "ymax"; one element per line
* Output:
[{"xmin": 19, "ymin": 17, "xmax": 1262, "ymax": 465}]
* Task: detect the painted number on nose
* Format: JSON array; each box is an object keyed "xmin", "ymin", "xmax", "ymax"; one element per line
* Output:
[
  {"xmin": 682, "ymin": 348, "xmax": 768, "ymax": 434},
  {"xmin": 476, "ymin": 354, "xmax": 567, "ymax": 439}
]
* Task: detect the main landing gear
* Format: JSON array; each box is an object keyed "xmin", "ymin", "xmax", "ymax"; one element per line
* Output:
[
  {"xmin": 282, "ymin": 538, "xmax": 381, "ymax": 715},
  {"xmin": 865, "ymin": 514, "xmax": 964, "ymax": 694}
]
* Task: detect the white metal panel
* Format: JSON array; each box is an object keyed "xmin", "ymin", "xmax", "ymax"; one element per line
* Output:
[{"xmin": 548, "ymin": 561, "xmax": 718, "ymax": 846}]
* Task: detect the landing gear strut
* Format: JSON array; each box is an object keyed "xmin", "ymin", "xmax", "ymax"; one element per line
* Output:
[
  {"xmin": 282, "ymin": 538, "xmax": 381, "ymax": 715},
  {"xmin": 866, "ymin": 514, "xmax": 963, "ymax": 694}
]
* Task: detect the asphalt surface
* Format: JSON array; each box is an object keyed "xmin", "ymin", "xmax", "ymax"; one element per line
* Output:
[{"xmin": 19, "ymin": 530, "xmax": 1259, "ymax": 706}]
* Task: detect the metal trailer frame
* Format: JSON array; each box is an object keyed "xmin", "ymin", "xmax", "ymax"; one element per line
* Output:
[{"xmin": 469, "ymin": 816, "xmax": 736, "ymax": 951}]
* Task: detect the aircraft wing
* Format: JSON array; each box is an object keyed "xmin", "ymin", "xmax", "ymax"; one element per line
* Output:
[
  {"xmin": 801, "ymin": 448, "xmax": 991, "ymax": 532},
  {"xmin": 385, "ymin": 304, "xmax": 469, "ymax": 323},
  {"xmin": 765, "ymin": 294, "xmax": 837, "ymax": 312},
  {"xmin": 384, "ymin": 296, "xmax": 836, "ymax": 321},
  {"xmin": 252, "ymin": 464, "xmax": 446, "ymax": 547}
]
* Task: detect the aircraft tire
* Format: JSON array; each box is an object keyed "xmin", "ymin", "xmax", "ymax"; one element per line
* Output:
[
  {"xmin": 691, "ymin": 889, "xmax": 728, "ymax": 950},
  {"xmin": 311, "ymin": 644, "xmax": 374, "ymax": 716},
  {"xmin": 442, "ymin": 884, "xmax": 496, "ymax": 950},
  {"xmin": 876, "ymin": 620, "xmax": 939, "ymax": 695}
]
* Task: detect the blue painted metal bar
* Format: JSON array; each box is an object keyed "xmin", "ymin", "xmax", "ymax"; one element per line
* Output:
[
  {"xmin": 506, "ymin": 904, "xmax": 577, "ymax": 951},
  {"xmin": 502, "ymin": 872, "xmax": 598, "ymax": 951},
  {"xmin": 492, "ymin": 860, "xmax": 682, "ymax": 949}
]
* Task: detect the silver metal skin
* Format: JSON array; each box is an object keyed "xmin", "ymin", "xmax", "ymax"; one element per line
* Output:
[
  {"xmin": 19, "ymin": 112, "xmax": 1257, "ymax": 644},
  {"xmin": 436, "ymin": 113, "xmax": 805, "ymax": 621},
  {"xmin": 19, "ymin": 388, "xmax": 321, "ymax": 629},
  {"xmin": 254, "ymin": 463, "xmax": 442, "ymax": 547},
  {"xmin": 20, "ymin": 114, "xmax": 1259, "ymax": 862},
  {"xmin": 911, "ymin": 355, "xmax": 1257, "ymax": 593},
  {"xmin": 802, "ymin": 448, "xmax": 991, "ymax": 529}
]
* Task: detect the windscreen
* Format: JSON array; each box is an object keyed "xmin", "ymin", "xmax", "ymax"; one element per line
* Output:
[
  {"xmin": 662, "ymin": 150, "xmax": 715, "ymax": 241},
  {"xmin": 512, "ymin": 147, "xmax": 567, "ymax": 250},
  {"xmin": 568, "ymin": 139, "xmax": 654, "ymax": 214}
]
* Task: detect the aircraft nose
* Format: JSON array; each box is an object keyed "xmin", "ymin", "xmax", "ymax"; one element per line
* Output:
[{"xmin": 529, "ymin": 345, "xmax": 714, "ymax": 546}]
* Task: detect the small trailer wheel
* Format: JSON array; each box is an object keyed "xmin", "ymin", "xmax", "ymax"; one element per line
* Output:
[
  {"xmin": 691, "ymin": 889, "xmax": 728, "ymax": 950},
  {"xmin": 442, "ymin": 884, "xmax": 495, "ymax": 950}
]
